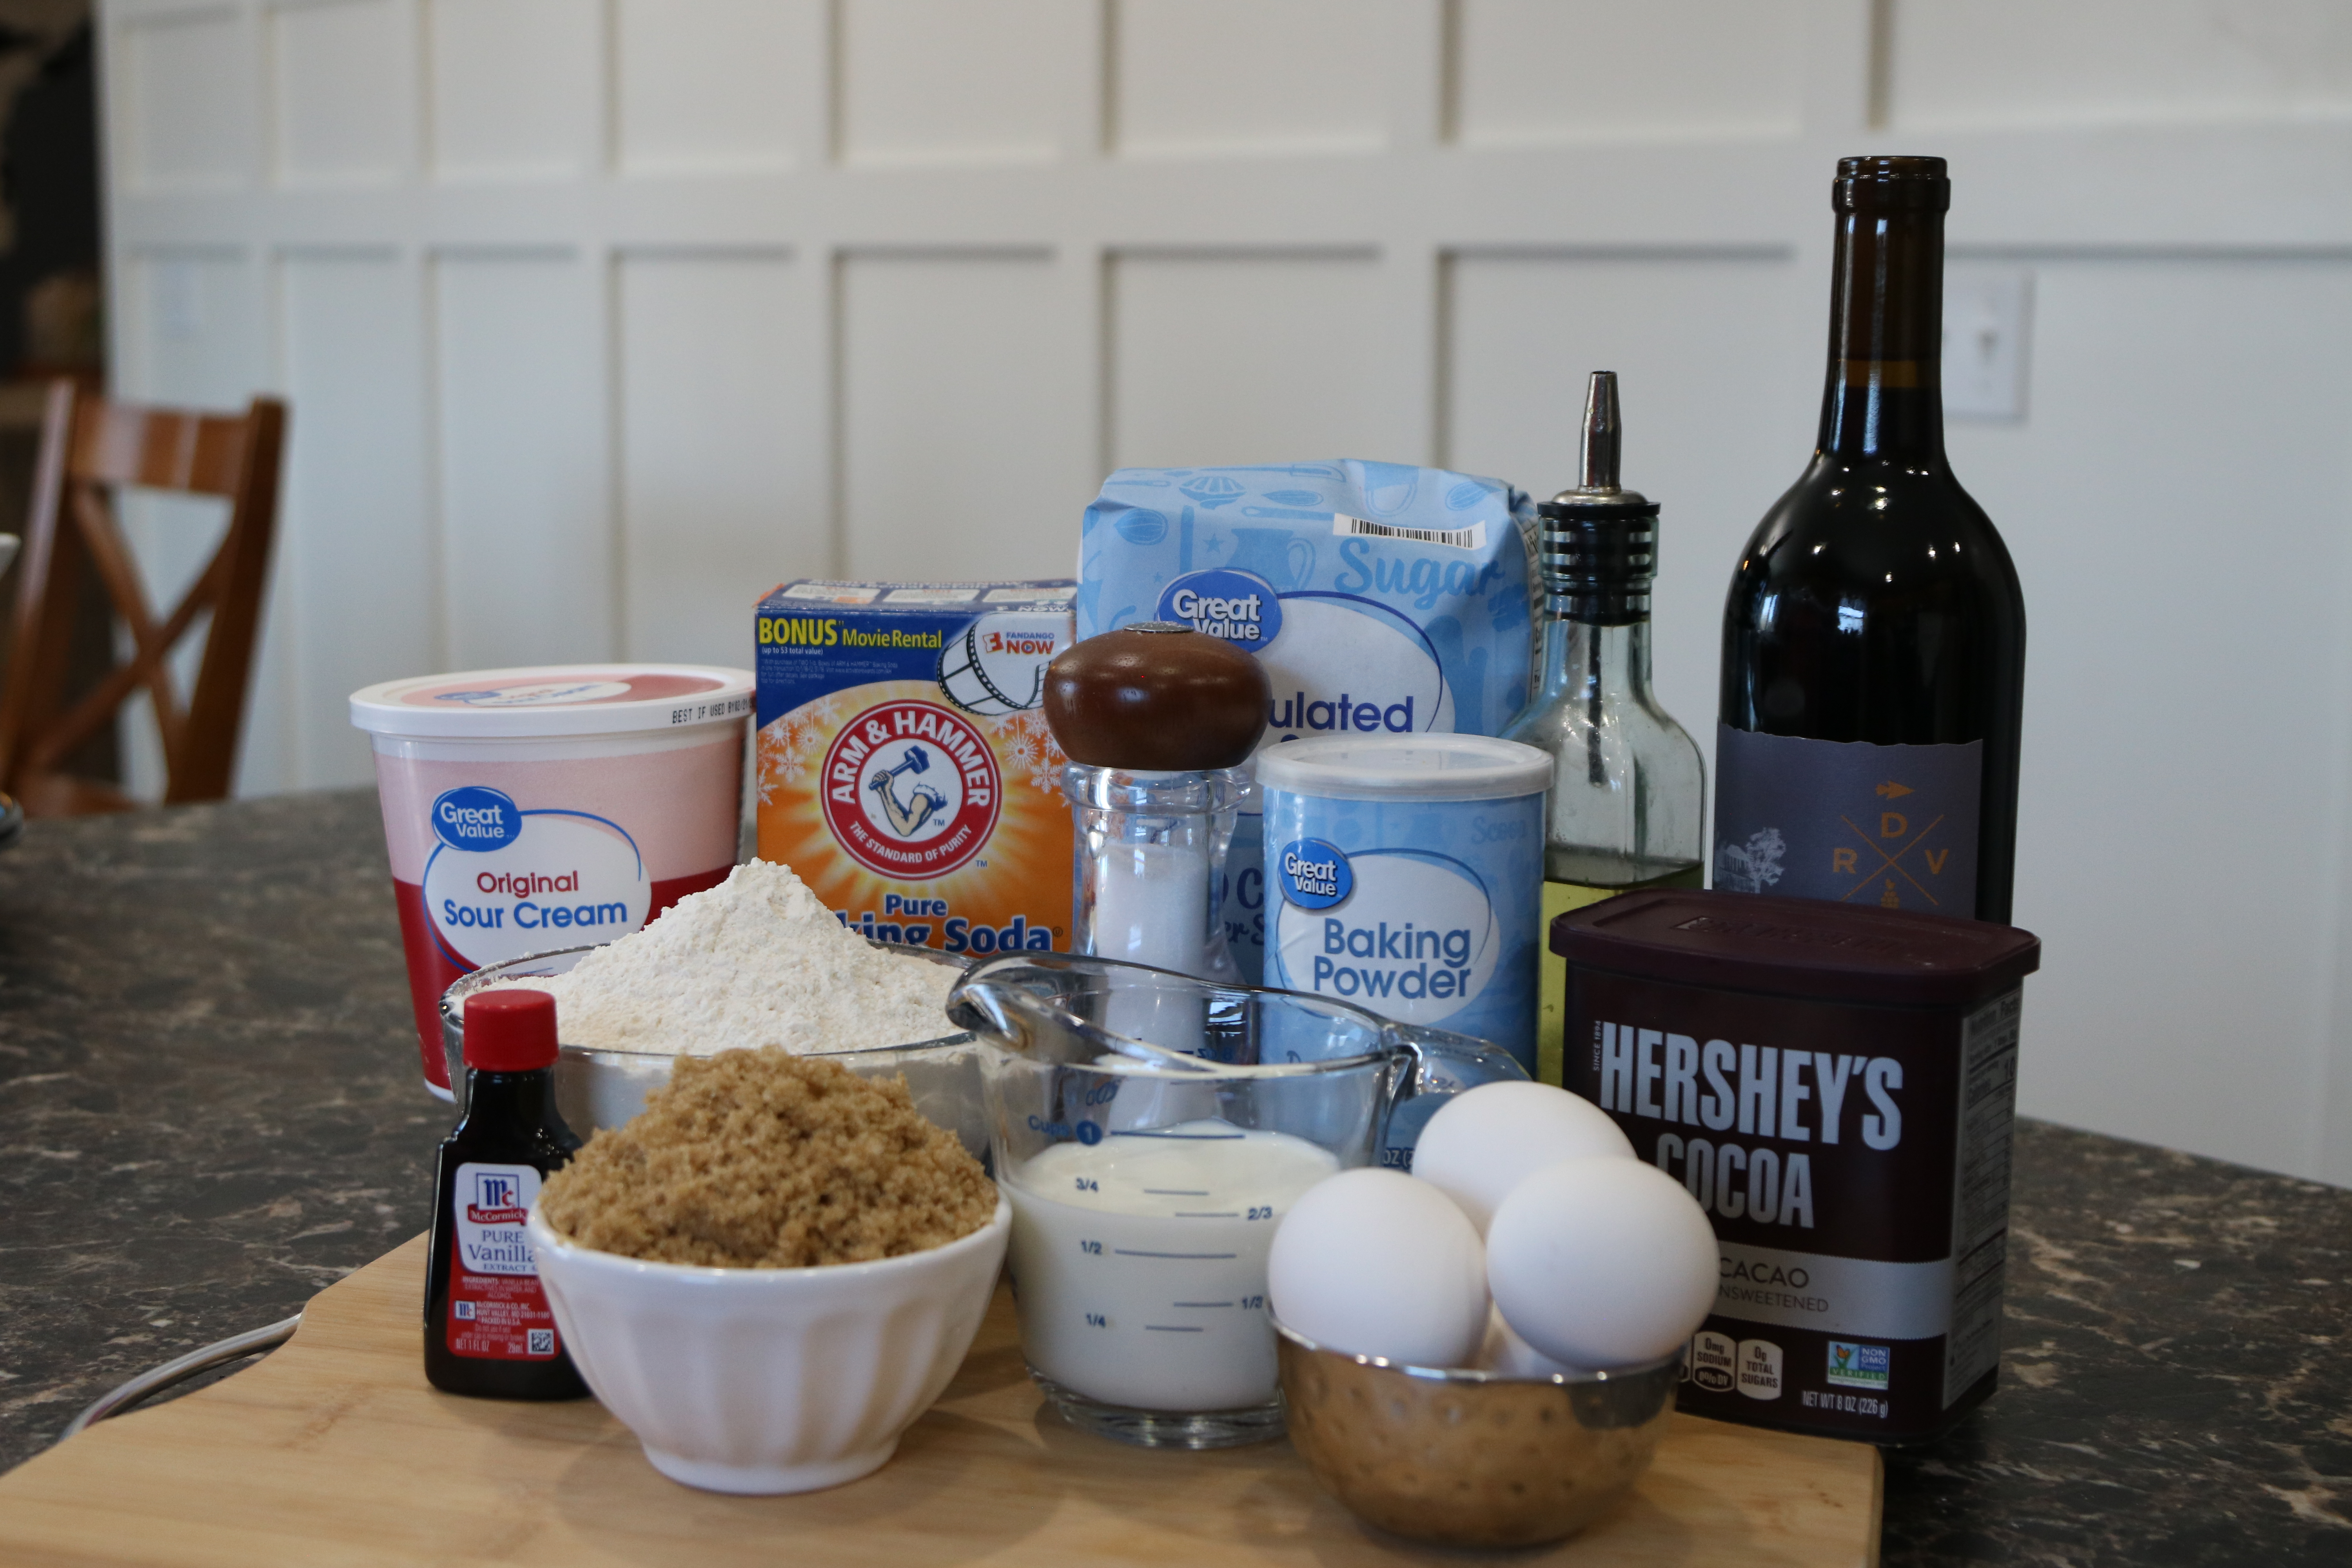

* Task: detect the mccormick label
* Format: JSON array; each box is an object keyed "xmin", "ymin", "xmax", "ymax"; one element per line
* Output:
[
  {"xmin": 444, "ymin": 1163, "xmax": 562, "ymax": 1361},
  {"xmin": 756, "ymin": 582, "xmax": 1075, "ymax": 956},
  {"xmin": 1565, "ymin": 979, "xmax": 2021, "ymax": 1442}
]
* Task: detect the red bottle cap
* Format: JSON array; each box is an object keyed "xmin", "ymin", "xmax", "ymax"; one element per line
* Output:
[{"xmin": 463, "ymin": 988, "xmax": 560, "ymax": 1072}]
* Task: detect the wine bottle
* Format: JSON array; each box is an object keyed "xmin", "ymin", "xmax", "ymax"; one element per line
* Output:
[
  {"xmin": 1717, "ymin": 155, "xmax": 2025, "ymax": 923},
  {"xmin": 1503, "ymin": 372, "xmax": 1704, "ymax": 1085}
]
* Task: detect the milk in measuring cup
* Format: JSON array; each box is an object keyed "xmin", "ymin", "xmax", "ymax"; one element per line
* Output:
[{"xmin": 1005, "ymin": 1122, "xmax": 1339, "ymax": 1411}]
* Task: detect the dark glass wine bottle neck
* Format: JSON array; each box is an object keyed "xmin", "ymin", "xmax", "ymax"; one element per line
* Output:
[{"xmin": 1818, "ymin": 209, "xmax": 1946, "ymax": 465}]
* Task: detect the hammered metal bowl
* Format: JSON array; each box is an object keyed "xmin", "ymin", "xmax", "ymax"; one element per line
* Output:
[{"xmin": 1275, "ymin": 1319, "xmax": 1680, "ymax": 1548}]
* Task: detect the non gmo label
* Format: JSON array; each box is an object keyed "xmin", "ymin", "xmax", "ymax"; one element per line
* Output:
[
  {"xmin": 1276, "ymin": 838, "xmax": 1352, "ymax": 909},
  {"xmin": 1828, "ymin": 1340, "xmax": 1891, "ymax": 1390}
]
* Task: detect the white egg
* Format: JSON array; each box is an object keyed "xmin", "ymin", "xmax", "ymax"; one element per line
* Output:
[
  {"xmin": 1486, "ymin": 1156, "xmax": 1718, "ymax": 1369},
  {"xmin": 1268, "ymin": 1168, "xmax": 1488, "ymax": 1368},
  {"xmin": 1412, "ymin": 1081, "xmax": 1635, "ymax": 1234},
  {"xmin": 1472, "ymin": 1303, "xmax": 1586, "ymax": 1380}
]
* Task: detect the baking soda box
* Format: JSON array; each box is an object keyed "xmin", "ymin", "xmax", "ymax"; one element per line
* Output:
[{"xmin": 755, "ymin": 581, "xmax": 1075, "ymax": 956}]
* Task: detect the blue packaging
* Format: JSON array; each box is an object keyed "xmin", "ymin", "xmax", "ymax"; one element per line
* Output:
[
  {"xmin": 1078, "ymin": 461, "xmax": 1538, "ymax": 981},
  {"xmin": 1257, "ymin": 736, "xmax": 1552, "ymax": 1071}
]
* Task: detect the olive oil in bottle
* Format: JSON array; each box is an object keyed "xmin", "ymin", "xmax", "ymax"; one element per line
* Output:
[
  {"xmin": 1716, "ymin": 156, "xmax": 2025, "ymax": 922},
  {"xmin": 1502, "ymin": 372, "xmax": 1704, "ymax": 1084}
]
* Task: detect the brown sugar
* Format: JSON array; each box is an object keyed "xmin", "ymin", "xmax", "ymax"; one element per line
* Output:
[{"xmin": 537, "ymin": 1049, "xmax": 997, "ymax": 1267}]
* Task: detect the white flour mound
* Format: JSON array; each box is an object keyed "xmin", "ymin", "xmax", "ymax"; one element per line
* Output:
[{"xmin": 493, "ymin": 858, "xmax": 957, "ymax": 1056}]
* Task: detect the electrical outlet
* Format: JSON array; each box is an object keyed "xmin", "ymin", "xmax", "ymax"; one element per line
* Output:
[{"xmin": 1943, "ymin": 266, "xmax": 2031, "ymax": 422}]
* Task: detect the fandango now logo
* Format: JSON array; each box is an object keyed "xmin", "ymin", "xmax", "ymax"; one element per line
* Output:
[
  {"xmin": 432, "ymin": 786, "xmax": 521, "ymax": 851},
  {"xmin": 1271, "ymin": 849, "xmax": 1499, "ymax": 1026}
]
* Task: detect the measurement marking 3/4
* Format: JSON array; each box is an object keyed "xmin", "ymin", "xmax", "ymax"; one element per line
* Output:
[
  {"xmin": 1145, "ymin": 1325, "xmax": 1206, "ymax": 1332},
  {"xmin": 1143, "ymin": 1189, "xmax": 1210, "ymax": 1196},
  {"xmin": 1113, "ymin": 1249, "xmax": 1238, "ymax": 1259}
]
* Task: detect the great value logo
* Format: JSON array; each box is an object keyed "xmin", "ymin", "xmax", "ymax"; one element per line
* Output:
[
  {"xmin": 1157, "ymin": 568, "xmax": 1283, "ymax": 649},
  {"xmin": 822, "ymin": 700, "xmax": 1001, "ymax": 879},
  {"xmin": 432, "ymin": 786, "xmax": 521, "ymax": 851},
  {"xmin": 1276, "ymin": 838, "xmax": 1352, "ymax": 909}
]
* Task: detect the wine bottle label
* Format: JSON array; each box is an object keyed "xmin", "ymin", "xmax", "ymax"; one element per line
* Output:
[{"xmin": 1713, "ymin": 727, "xmax": 1981, "ymax": 915}]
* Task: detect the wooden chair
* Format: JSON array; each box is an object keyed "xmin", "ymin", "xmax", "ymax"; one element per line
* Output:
[{"xmin": 0, "ymin": 381, "xmax": 287, "ymax": 816}]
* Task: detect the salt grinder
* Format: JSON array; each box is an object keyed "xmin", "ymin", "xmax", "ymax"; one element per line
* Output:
[{"xmin": 1044, "ymin": 623, "xmax": 1268, "ymax": 981}]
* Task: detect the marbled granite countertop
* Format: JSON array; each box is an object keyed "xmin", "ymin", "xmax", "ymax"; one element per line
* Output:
[{"xmin": 0, "ymin": 792, "xmax": 2345, "ymax": 1564}]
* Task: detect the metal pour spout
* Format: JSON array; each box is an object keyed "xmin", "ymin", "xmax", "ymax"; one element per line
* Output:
[
  {"xmin": 1552, "ymin": 370, "xmax": 1648, "ymax": 508},
  {"xmin": 1581, "ymin": 371, "xmax": 1620, "ymax": 492}
]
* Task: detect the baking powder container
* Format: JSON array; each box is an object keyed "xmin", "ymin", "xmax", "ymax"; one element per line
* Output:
[
  {"xmin": 1258, "ymin": 735, "xmax": 1550, "ymax": 1074},
  {"xmin": 1552, "ymin": 889, "xmax": 2040, "ymax": 1444},
  {"xmin": 352, "ymin": 664, "xmax": 753, "ymax": 1098}
]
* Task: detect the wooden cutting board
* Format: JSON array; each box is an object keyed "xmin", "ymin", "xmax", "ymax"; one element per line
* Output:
[{"xmin": 0, "ymin": 1235, "xmax": 1880, "ymax": 1566}]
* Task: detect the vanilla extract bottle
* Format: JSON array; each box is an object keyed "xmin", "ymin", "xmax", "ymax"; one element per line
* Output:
[
  {"xmin": 424, "ymin": 987, "xmax": 588, "ymax": 1400},
  {"xmin": 1502, "ymin": 372, "xmax": 1704, "ymax": 1084},
  {"xmin": 1716, "ymin": 156, "xmax": 2025, "ymax": 922}
]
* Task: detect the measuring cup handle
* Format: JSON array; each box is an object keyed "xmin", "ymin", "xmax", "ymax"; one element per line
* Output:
[{"xmin": 1375, "ymin": 1024, "xmax": 1530, "ymax": 1172}]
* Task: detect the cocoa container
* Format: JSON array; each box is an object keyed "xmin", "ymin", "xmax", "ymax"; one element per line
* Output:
[{"xmin": 1552, "ymin": 890, "xmax": 2039, "ymax": 1443}]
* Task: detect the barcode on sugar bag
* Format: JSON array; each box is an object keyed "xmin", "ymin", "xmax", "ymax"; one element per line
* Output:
[{"xmin": 1332, "ymin": 514, "xmax": 1489, "ymax": 551}]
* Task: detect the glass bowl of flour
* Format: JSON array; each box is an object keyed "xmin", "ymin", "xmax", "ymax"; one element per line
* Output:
[{"xmin": 439, "ymin": 861, "xmax": 991, "ymax": 1158}]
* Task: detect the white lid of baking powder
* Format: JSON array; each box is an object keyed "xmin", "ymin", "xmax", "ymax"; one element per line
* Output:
[
  {"xmin": 1253, "ymin": 734, "xmax": 1552, "ymax": 802},
  {"xmin": 349, "ymin": 664, "xmax": 754, "ymax": 739}
]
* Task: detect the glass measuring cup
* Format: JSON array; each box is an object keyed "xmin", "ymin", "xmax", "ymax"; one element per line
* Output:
[{"xmin": 949, "ymin": 953, "xmax": 1526, "ymax": 1449}]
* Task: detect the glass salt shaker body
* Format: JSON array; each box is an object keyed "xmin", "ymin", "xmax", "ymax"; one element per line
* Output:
[{"xmin": 1063, "ymin": 763, "xmax": 1250, "ymax": 982}]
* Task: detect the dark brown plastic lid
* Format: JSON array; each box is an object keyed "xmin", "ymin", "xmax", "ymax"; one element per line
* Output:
[{"xmin": 1552, "ymin": 890, "xmax": 2039, "ymax": 1009}]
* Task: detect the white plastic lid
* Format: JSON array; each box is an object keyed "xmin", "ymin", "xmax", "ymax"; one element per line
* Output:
[
  {"xmin": 1253, "ymin": 734, "xmax": 1552, "ymax": 802},
  {"xmin": 349, "ymin": 664, "xmax": 754, "ymax": 739}
]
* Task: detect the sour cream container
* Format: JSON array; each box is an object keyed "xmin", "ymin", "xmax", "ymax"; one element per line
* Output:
[
  {"xmin": 351, "ymin": 664, "xmax": 753, "ymax": 1098},
  {"xmin": 1258, "ymin": 735, "xmax": 1550, "ymax": 1073}
]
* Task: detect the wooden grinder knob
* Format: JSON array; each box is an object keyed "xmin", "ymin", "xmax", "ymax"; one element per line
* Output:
[{"xmin": 1044, "ymin": 623, "xmax": 1269, "ymax": 770}]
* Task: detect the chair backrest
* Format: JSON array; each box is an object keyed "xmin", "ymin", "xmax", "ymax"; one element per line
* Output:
[{"xmin": 0, "ymin": 380, "xmax": 287, "ymax": 812}]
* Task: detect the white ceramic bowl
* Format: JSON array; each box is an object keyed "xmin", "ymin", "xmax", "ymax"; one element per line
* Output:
[{"xmin": 526, "ymin": 1197, "xmax": 1011, "ymax": 1494}]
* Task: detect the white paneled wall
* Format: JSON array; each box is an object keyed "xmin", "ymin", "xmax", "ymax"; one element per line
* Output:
[{"xmin": 95, "ymin": 0, "xmax": 2352, "ymax": 1186}]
